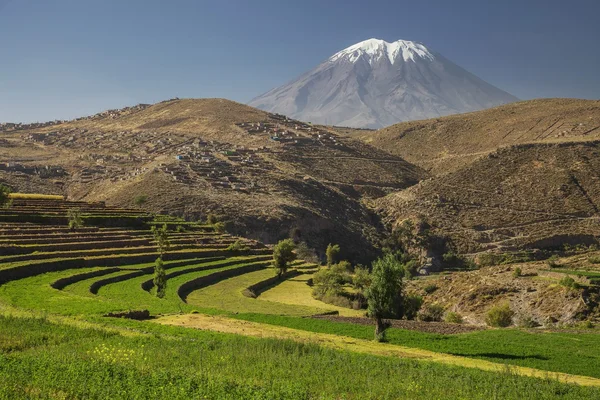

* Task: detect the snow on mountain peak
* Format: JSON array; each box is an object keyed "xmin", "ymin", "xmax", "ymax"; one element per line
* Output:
[{"xmin": 329, "ymin": 38, "xmax": 435, "ymax": 65}]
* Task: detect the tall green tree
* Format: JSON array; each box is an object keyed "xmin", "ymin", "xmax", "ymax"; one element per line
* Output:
[
  {"xmin": 326, "ymin": 243, "xmax": 340, "ymax": 267},
  {"xmin": 151, "ymin": 224, "xmax": 170, "ymax": 257},
  {"xmin": 366, "ymin": 254, "xmax": 405, "ymax": 341},
  {"xmin": 153, "ymin": 257, "xmax": 167, "ymax": 298},
  {"xmin": 273, "ymin": 239, "xmax": 296, "ymax": 278}
]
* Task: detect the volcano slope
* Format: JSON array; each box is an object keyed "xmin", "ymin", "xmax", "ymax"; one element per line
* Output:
[{"xmin": 0, "ymin": 98, "xmax": 425, "ymax": 263}]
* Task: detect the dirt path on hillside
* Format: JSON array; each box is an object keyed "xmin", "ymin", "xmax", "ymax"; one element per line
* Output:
[{"xmin": 154, "ymin": 313, "xmax": 600, "ymax": 387}]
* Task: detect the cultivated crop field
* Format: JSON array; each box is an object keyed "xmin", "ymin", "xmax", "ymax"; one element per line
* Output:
[{"xmin": 1, "ymin": 198, "xmax": 600, "ymax": 399}]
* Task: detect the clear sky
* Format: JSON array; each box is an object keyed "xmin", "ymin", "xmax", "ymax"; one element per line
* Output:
[{"xmin": 1, "ymin": 0, "xmax": 598, "ymax": 122}]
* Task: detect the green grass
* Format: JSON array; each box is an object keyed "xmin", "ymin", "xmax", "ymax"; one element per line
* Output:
[
  {"xmin": 231, "ymin": 313, "xmax": 600, "ymax": 379},
  {"xmin": 0, "ymin": 257, "xmax": 272, "ymax": 316},
  {"xmin": 185, "ymin": 265, "xmax": 332, "ymax": 316},
  {"xmin": 1, "ymin": 315, "xmax": 598, "ymax": 399}
]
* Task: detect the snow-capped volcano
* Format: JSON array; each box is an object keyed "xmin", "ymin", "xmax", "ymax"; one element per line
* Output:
[
  {"xmin": 329, "ymin": 38, "xmax": 434, "ymax": 64},
  {"xmin": 249, "ymin": 38, "xmax": 518, "ymax": 128}
]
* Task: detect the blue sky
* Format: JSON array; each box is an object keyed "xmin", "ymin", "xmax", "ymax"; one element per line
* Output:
[{"xmin": 1, "ymin": 0, "xmax": 598, "ymax": 122}]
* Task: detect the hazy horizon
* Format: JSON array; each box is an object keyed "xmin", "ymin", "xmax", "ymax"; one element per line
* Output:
[{"xmin": 1, "ymin": 0, "xmax": 599, "ymax": 123}]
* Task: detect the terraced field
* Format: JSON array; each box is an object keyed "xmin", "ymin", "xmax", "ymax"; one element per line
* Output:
[
  {"xmin": 0, "ymin": 198, "xmax": 340, "ymax": 318},
  {"xmin": 2, "ymin": 197, "xmax": 600, "ymax": 399}
]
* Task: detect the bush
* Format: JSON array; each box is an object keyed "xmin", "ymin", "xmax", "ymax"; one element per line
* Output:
[
  {"xmin": 579, "ymin": 320, "xmax": 595, "ymax": 329},
  {"xmin": 326, "ymin": 243, "xmax": 340, "ymax": 267},
  {"xmin": 67, "ymin": 208, "xmax": 83, "ymax": 229},
  {"xmin": 547, "ymin": 255, "xmax": 561, "ymax": 268},
  {"xmin": 134, "ymin": 195, "xmax": 147, "ymax": 207},
  {"xmin": 444, "ymin": 312, "xmax": 463, "ymax": 324},
  {"xmin": 403, "ymin": 294, "xmax": 423, "ymax": 320},
  {"xmin": 485, "ymin": 303, "xmax": 514, "ymax": 327},
  {"xmin": 423, "ymin": 284, "xmax": 438, "ymax": 294},
  {"xmin": 213, "ymin": 222, "xmax": 226, "ymax": 234},
  {"xmin": 176, "ymin": 225, "xmax": 186, "ymax": 233},
  {"xmin": 0, "ymin": 184, "xmax": 12, "ymax": 208},
  {"xmin": 559, "ymin": 276, "xmax": 581, "ymax": 290},
  {"xmin": 512, "ymin": 267, "xmax": 522, "ymax": 278},
  {"xmin": 226, "ymin": 240, "xmax": 249, "ymax": 253},
  {"xmin": 442, "ymin": 252, "xmax": 476, "ymax": 270},
  {"xmin": 207, "ymin": 214, "xmax": 218, "ymax": 224},
  {"xmin": 153, "ymin": 256, "xmax": 167, "ymax": 298},
  {"xmin": 403, "ymin": 259, "xmax": 420, "ymax": 279},
  {"xmin": 417, "ymin": 303, "xmax": 445, "ymax": 322},
  {"xmin": 514, "ymin": 313, "xmax": 539, "ymax": 328},
  {"xmin": 295, "ymin": 242, "xmax": 319, "ymax": 263},
  {"xmin": 588, "ymin": 256, "xmax": 600, "ymax": 265}
]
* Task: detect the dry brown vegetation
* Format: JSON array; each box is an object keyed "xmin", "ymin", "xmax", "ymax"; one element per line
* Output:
[{"xmin": 358, "ymin": 98, "xmax": 600, "ymax": 174}]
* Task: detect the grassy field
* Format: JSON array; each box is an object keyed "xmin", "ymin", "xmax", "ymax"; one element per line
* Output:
[
  {"xmin": 186, "ymin": 266, "xmax": 332, "ymax": 316},
  {"xmin": 231, "ymin": 313, "xmax": 600, "ymax": 379},
  {"xmin": 2, "ymin": 314, "xmax": 600, "ymax": 399},
  {"xmin": 258, "ymin": 272, "xmax": 364, "ymax": 317},
  {"xmin": 2, "ymin": 200, "xmax": 600, "ymax": 398}
]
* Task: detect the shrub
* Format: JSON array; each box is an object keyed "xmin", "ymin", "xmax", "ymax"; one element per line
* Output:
[
  {"xmin": 295, "ymin": 242, "xmax": 319, "ymax": 263},
  {"xmin": 402, "ymin": 259, "xmax": 420, "ymax": 279},
  {"xmin": 559, "ymin": 276, "xmax": 581, "ymax": 290},
  {"xmin": 273, "ymin": 239, "xmax": 296, "ymax": 278},
  {"xmin": 403, "ymin": 294, "xmax": 423, "ymax": 320},
  {"xmin": 134, "ymin": 195, "xmax": 147, "ymax": 207},
  {"xmin": 67, "ymin": 208, "xmax": 83, "ymax": 229},
  {"xmin": 417, "ymin": 303, "xmax": 445, "ymax": 322},
  {"xmin": 579, "ymin": 320, "xmax": 595, "ymax": 329},
  {"xmin": 176, "ymin": 225, "xmax": 186, "ymax": 233},
  {"xmin": 444, "ymin": 312, "xmax": 463, "ymax": 324},
  {"xmin": 512, "ymin": 267, "xmax": 522, "ymax": 278},
  {"xmin": 326, "ymin": 243, "xmax": 340, "ymax": 267},
  {"xmin": 588, "ymin": 256, "xmax": 600, "ymax": 265},
  {"xmin": 227, "ymin": 240, "xmax": 249, "ymax": 253},
  {"xmin": 213, "ymin": 222, "xmax": 226, "ymax": 234},
  {"xmin": 485, "ymin": 303, "xmax": 514, "ymax": 327},
  {"xmin": 423, "ymin": 284, "xmax": 438, "ymax": 294},
  {"xmin": 547, "ymin": 255, "xmax": 561, "ymax": 268},
  {"xmin": 207, "ymin": 214, "xmax": 218, "ymax": 224},
  {"xmin": 442, "ymin": 252, "xmax": 476, "ymax": 270},
  {"xmin": 0, "ymin": 184, "xmax": 12, "ymax": 208},
  {"xmin": 514, "ymin": 313, "xmax": 539, "ymax": 328}
]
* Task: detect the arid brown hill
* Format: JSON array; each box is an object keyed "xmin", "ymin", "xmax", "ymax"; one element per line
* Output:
[
  {"xmin": 377, "ymin": 141, "xmax": 600, "ymax": 254},
  {"xmin": 358, "ymin": 99, "xmax": 600, "ymax": 175},
  {"xmin": 0, "ymin": 98, "xmax": 426, "ymax": 263}
]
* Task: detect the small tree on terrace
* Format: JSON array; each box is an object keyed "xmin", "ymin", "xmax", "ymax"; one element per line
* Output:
[
  {"xmin": 273, "ymin": 239, "xmax": 296, "ymax": 278},
  {"xmin": 151, "ymin": 224, "xmax": 170, "ymax": 298},
  {"xmin": 151, "ymin": 223, "xmax": 170, "ymax": 257},
  {"xmin": 67, "ymin": 208, "xmax": 83, "ymax": 230},
  {"xmin": 0, "ymin": 184, "xmax": 12, "ymax": 209},
  {"xmin": 153, "ymin": 257, "xmax": 167, "ymax": 298},
  {"xmin": 352, "ymin": 266, "xmax": 372, "ymax": 308},
  {"xmin": 366, "ymin": 253, "xmax": 405, "ymax": 341},
  {"xmin": 326, "ymin": 243, "xmax": 340, "ymax": 267}
]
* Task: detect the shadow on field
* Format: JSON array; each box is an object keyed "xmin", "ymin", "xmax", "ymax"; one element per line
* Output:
[{"xmin": 451, "ymin": 352, "xmax": 550, "ymax": 361}]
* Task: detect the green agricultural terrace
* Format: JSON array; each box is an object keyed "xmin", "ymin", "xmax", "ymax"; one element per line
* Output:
[{"xmin": 1, "ymin": 197, "xmax": 600, "ymax": 399}]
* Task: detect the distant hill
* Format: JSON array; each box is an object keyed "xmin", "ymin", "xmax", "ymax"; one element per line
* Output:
[
  {"xmin": 249, "ymin": 38, "xmax": 517, "ymax": 128},
  {"xmin": 358, "ymin": 98, "xmax": 600, "ymax": 174},
  {"xmin": 377, "ymin": 140, "xmax": 600, "ymax": 254},
  {"xmin": 0, "ymin": 98, "xmax": 425, "ymax": 263}
]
